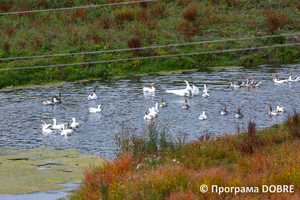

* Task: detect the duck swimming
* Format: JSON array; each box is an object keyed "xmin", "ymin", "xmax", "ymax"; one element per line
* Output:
[
  {"xmin": 87, "ymin": 90, "xmax": 97, "ymax": 100},
  {"xmin": 144, "ymin": 111, "xmax": 153, "ymax": 120},
  {"xmin": 199, "ymin": 111, "xmax": 207, "ymax": 120},
  {"xmin": 249, "ymin": 77, "xmax": 262, "ymax": 87},
  {"xmin": 182, "ymin": 99, "xmax": 190, "ymax": 110},
  {"xmin": 54, "ymin": 92, "xmax": 62, "ymax": 103},
  {"xmin": 271, "ymin": 74, "xmax": 288, "ymax": 83},
  {"xmin": 203, "ymin": 85, "xmax": 210, "ymax": 93},
  {"xmin": 166, "ymin": 80, "xmax": 199, "ymax": 97},
  {"xmin": 143, "ymin": 83, "xmax": 155, "ymax": 93},
  {"xmin": 230, "ymin": 78, "xmax": 244, "ymax": 88},
  {"xmin": 61, "ymin": 122, "xmax": 74, "ymax": 136},
  {"xmin": 220, "ymin": 106, "xmax": 228, "ymax": 115},
  {"xmin": 43, "ymin": 96, "xmax": 55, "ymax": 106},
  {"xmin": 153, "ymin": 102, "xmax": 159, "ymax": 113},
  {"xmin": 202, "ymin": 90, "xmax": 209, "ymax": 98},
  {"xmin": 70, "ymin": 118, "xmax": 79, "ymax": 129},
  {"xmin": 41, "ymin": 123, "xmax": 53, "ymax": 133},
  {"xmin": 288, "ymin": 73, "xmax": 300, "ymax": 82},
  {"xmin": 42, "ymin": 121, "xmax": 51, "ymax": 129},
  {"xmin": 52, "ymin": 118, "xmax": 64, "ymax": 129},
  {"xmin": 149, "ymin": 107, "xmax": 158, "ymax": 118},
  {"xmin": 234, "ymin": 107, "xmax": 244, "ymax": 118},
  {"xmin": 89, "ymin": 105, "xmax": 101, "ymax": 113},
  {"xmin": 245, "ymin": 78, "xmax": 251, "ymax": 87},
  {"xmin": 159, "ymin": 98, "xmax": 167, "ymax": 108},
  {"xmin": 269, "ymin": 105, "xmax": 278, "ymax": 116},
  {"xmin": 276, "ymin": 105, "xmax": 286, "ymax": 112}
]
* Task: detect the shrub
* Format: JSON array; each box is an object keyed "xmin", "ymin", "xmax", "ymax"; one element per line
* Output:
[
  {"xmin": 177, "ymin": 21, "xmax": 201, "ymax": 42},
  {"xmin": 5, "ymin": 27, "xmax": 15, "ymax": 37},
  {"xmin": 100, "ymin": 17, "xmax": 113, "ymax": 29},
  {"xmin": 32, "ymin": 37, "xmax": 43, "ymax": 51},
  {"xmin": 20, "ymin": 41, "xmax": 26, "ymax": 49},
  {"xmin": 114, "ymin": 8, "xmax": 134, "ymax": 27},
  {"xmin": 286, "ymin": 109, "xmax": 300, "ymax": 139},
  {"xmin": 137, "ymin": 9, "xmax": 149, "ymax": 22},
  {"xmin": 4, "ymin": 42, "xmax": 10, "ymax": 53},
  {"xmin": 266, "ymin": 10, "xmax": 289, "ymax": 34},
  {"xmin": 234, "ymin": 120, "xmax": 264, "ymax": 155},
  {"xmin": 296, "ymin": 2, "xmax": 300, "ymax": 10},
  {"xmin": 247, "ymin": 21, "xmax": 255, "ymax": 30},
  {"xmin": 127, "ymin": 38, "xmax": 141, "ymax": 55},
  {"xmin": 37, "ymin": 0, "xmax": 50, "ymax": 9},
  {"xmin": 182, "ymin": 9, "xmax": 197, "ymax": 21},
  {"xmin": 0, "ymin": 3, "xmax": 12, "ymax": 12},
  {"xmin": 92, "ymin": 35, "xmax": 102, "ymax": 44}
]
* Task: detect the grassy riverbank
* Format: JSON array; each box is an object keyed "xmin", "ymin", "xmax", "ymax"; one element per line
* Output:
[
  {"xmin": 1, "ymin": 0, "xmax": 300, "ymax": 88},
  {"xmin": 70, "ymin": 112, "xmax": 300, "ymax": 199}
]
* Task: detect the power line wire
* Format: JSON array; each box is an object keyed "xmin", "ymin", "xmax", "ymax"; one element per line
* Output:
[
  {"xmin": 1, "ymin": 43, "xmax": 299, "ymax": 71},
  {"xmin": 1, "ymin": 32, "xmax": 299, "ymax": 61},
  {"xmin": 0, "ymin": 0, "xmax": 157, "ymax": 15}
]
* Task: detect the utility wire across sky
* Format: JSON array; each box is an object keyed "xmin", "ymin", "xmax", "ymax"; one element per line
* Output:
[
  {"xmin": 1, "ymin": 43, "xmax": 299, "ymax": 71},
  {"xmin": 0, "ymin": 32, "xmax": 299, "ymax": 61}
]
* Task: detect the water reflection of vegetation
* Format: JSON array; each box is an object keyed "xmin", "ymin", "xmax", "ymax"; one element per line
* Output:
[{"xmin": 71, "ymin": 111, "xmax": 300, "ymax": 199}]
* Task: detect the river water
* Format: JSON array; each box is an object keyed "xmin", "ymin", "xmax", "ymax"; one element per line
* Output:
[{"xmin": 1, "ymin": 63, "xmax": 300, "ymax": 159}]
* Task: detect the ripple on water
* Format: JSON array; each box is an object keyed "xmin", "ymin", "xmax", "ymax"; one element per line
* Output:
[{"xmin": 1, "ymin": 63, "xmax": 300, "ymax": 159}]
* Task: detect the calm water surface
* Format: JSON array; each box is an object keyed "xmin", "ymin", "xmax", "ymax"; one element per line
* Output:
[{"xmin": 1, "ymin": 63, "xmax": 300, "ymax": 159}]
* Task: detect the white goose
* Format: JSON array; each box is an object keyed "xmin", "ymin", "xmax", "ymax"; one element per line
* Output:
[
  {"xmin": 271, "ymin": 74, "xmax": 288, "ymax": 83},
  {"xmin": 276, "ymin": 105, "xmax": 286, "ymax": 113},
  {"xmin": 166, "ymin": 80, "xmax": 199, "ymax": 97},
  {"xmin": 203, "ymin": 85, "xmax": 210, "ymax": 93},
  {"xmin": 41, "ymin": 123, "xmax": 53, "ymax": 133},
  {"xmin": 143, "ymin": 83, "xmax": 155, "ymax": 93},
  {"xmin": 269, "ymin": 106, "xmax": 278, "ymax": 116},
  {"xmin": 70, "ymin": 118, "xmax": 79, "ymax": 128},
  {"xmin": 202, "ymin": 90, "xmax": 209, "ymax": 98},
  {"xmin": 89, "ymin": 105, "xmax": 101, "ymax": 113},
  {"xmin": 149, "ymin": 107, "xmax": 158, "ymax": 118},
  {"xmin": 288, "ymin": 73, "xmax": 300, "ymax": 82},
  {"xmin": 43, "ymin": 96, "xmax": 55, "ymax": 106},
  {"xmin": 230, "ymin": 78, "xmax": 244, "ymax": 88},
  {"xmin": 199, "ymin": 111, "xmax": 207, "ymax": 120},
  {"xmin": 42, "ymin": 121, "xmax": 51, "ymax": 129},
  {"xmin": 52, "ymin": 118, "xmax": 64, "ymax": 129},
  {"xmin": 87, "ymin": 90, "xmax": 97, "ymax": 100},
  {"xmin": 61, "ymin": 122, "xmax": 74, "ymax": 136},
  {"xmin": 144, "ymin": 111, "xmax": 153, "ymax": 120},
  {"xmin": 153, "ymin": 102, "xmax": 159, "ymax": 113}
]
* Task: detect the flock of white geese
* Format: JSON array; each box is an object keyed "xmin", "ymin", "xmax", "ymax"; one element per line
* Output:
[{"xmin": 40, "ymin": 73, "xmax": 300, "ymax": 135}]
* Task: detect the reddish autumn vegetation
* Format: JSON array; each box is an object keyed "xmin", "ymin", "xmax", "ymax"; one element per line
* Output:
[
  {"xmin": 266, "ymin": 10, "xmax": 289, "ymax": 34},
  {"xmin": 127, "ymin": 38, "xmax": 141, "ymax": 55},
  {"xmin": 0, "ymin": 3, "xmax": 12, "ymax": 12},
  {"xmin": 71, "ymin": 113, "xmax": 300, "ymax": 199}
]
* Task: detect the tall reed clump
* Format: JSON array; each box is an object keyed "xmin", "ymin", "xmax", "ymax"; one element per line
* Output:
[{"xmin": 114, "ymin": 121, "xmax": 181, "ymax": 164}]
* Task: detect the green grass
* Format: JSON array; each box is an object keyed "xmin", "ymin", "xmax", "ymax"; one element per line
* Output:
[{"xmin": 1, "ymin": 0, "xmax": 300, "ymax": 88}]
